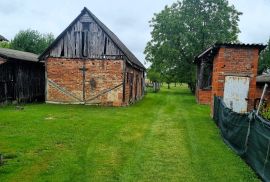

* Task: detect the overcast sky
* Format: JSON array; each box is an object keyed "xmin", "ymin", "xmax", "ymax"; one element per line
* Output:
[{"xmin": 1, "ymin": 0, "xmax": 270, "ymax": 66}]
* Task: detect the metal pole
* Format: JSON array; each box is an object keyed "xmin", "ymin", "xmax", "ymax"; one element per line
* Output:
[{"xmin": 257, "ymin": 83, "xmax": 268, "ymax": 115}]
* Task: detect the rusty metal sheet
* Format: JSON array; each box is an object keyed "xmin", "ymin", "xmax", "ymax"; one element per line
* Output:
[{"xmin": 223, "ymin": 76, "xmax": 250, "ymax": 113}]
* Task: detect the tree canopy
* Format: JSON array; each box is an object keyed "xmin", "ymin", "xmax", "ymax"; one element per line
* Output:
[
  {"xmin": 145, "ymin": 0, "xmax": 242, "ymax": 93},
  {"xmin": 0, "ymin": 41, "xmax": 11, "ymax": 49},
  {"xmin": 259, "ymin": 38, "xmax": 270, "ymax": 74},
  {"xmin": 10, "ymin": 29, "xmax": 54, "ymax": 54},
  {"xmin": 147, "ymin": 67, "xmax": 161, "ymax": 83}
]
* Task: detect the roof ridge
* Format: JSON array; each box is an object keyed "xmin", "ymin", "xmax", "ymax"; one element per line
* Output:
[
  {"xmin": 82, "ymin": 8, "xmax": 145, "ymax": 69},
  {"xmin": 39, "ymin": 7, "xmax": 145, "ymax": 69}
]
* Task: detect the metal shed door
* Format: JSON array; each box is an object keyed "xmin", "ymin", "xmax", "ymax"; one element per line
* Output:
[{"xmin": 223, "ymin": 76, "xmax": 250, "ymax": 113}]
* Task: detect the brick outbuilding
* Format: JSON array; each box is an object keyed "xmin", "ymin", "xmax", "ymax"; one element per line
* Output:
[
  {"xmin": 194, "ymin": 43, "xmax": 266, "ymax": 113},
  {"xmin": 39, "ymin": 7, "xmax": 145, "ymax": 106}
]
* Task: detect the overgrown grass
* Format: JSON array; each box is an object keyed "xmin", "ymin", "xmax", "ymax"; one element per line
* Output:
[{"xmin": 0, "ymin": 85, "xmax": 259, "ymax": 181}]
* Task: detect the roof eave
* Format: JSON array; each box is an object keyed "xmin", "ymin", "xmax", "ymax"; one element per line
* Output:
[{"xmin": 194, "ymin": 43, "xmax": 267, "ymax": 64}]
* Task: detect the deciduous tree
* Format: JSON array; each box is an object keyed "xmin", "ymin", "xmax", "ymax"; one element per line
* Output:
[
  {"xmin": 259, "ymin": 38, "xmax": 270, "ymax": 74},
  {"xmin": 145, "ymin": 0, "xmax": 242, "ymax": 93},
  {"xmin": 0, "ymin": 41, "xmax": 11, "ymax": 49},
  {"xmin": 11, "ymin": 29, "xmax": 54, "ymax": 54}
]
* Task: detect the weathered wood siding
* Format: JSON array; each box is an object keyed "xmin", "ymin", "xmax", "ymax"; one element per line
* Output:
[
  {"xmin": 49, "ymin": 12, "xmax": 123, "ymax": 59},
  {"xmin": 123, "ymin": 64, "xmax": 144, "ymax": 105},
  {"xmin": 0, "ymin": 59, "xmax": 45, "ymax": 103}
]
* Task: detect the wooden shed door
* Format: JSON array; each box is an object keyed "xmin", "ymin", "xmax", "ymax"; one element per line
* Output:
[{"xmin": 223, "ymin": 76, "xmax": 250, "ymax": 113}]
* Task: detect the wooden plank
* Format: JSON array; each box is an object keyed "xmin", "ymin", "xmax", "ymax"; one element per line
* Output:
[
  {"xmin": 80, "ymin": 13, "xmax": 92, "ymax": 22},
  {"xmin": 45, "ymin": 15, "xmax": 124, "ymax": 59},
  {"xmin": 64, "ymin": 32, "xmax": 67, "ymax": 58}
]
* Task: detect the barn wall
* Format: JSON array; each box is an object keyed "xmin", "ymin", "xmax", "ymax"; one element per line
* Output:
[
  {"xmin": 0, "ymin": 58, "xmax": 14, "ymax": 102},
  {"xmin": 0, "ymin": 58, "xmax": 45, "ymax": 103},
  {"xmin": 211, "ymin": 47, "xmax": 259, "ymax": 112},
  {"xmin": 46, "ymin": 58, "xmax": 124, "ymax": 106},
  {"xmin": 48, "ymin": 12, "xmax": 123, "ymax": 59},
  {"xmin": 123, "ymin": 64, "xmax": 144, "ymax": 105}
]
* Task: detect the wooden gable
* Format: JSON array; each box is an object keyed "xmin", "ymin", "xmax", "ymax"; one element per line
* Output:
[
  {"xmin": 47, "ymin": 12, "xmax": 123, "ymax": 59},
  {"xmin": 40, "ymin": 7, "xmax": 145, "ymax": 70}
]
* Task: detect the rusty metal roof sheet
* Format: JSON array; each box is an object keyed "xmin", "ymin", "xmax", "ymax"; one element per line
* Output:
[
  {"xmin": 194, "ymin": 43, "xmax": 266, "ymax": 63},
  {"xmin": 0, "ymin": 48, "xmax": 38, "ymax": 62},
  {"xmin": 257, "ymin": 74, "xmax": 270, "ymax": 83}
]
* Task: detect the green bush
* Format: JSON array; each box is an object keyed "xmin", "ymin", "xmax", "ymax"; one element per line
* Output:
[{"xmin": 260, "ymin": 104, "xmax": 270, "ymax": 121}]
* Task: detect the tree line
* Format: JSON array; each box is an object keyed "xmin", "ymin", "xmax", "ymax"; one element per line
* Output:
[{"xmin": 145, "ymin": 0, "xmax": 270, "ymax": 92}]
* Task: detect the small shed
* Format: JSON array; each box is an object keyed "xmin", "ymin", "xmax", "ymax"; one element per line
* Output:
[
  {"xmin": 0, "ymin": 48, "xmax": 45, "ymax": 104},
  {"xmin": 0, "ymin": 35, "xmax": 8, "ymax": 42},
  {"xmin": 39, "ymin": 7, "xmax": 146, "ymax": 106},
  {"xmin": 194, "ymin": 43, "xmax": 266, "ymax": 114}
]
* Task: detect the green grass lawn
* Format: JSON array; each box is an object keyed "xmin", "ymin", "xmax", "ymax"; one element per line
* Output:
[{"xmin": 0, "ymin": 85, "xmax": 259, "ymax": 182}]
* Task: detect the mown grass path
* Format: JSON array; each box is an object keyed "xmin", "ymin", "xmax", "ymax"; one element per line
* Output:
[{"xmin": 0, "ymin": 86, "xmax": 259, "ymax": 181}]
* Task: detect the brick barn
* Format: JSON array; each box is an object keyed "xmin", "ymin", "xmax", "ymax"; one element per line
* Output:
[
  {"xmin": 194, "ymin": 43, "xmax": 266, "ymax": 113},
  {"xmin": 39, "ymin": 7, "xmax": 146, "ymax": 106}
]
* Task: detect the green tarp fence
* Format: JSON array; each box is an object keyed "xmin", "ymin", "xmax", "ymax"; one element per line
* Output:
[{"xmin": 213, "ymin": 96, "xmax": 270, "ymax": 181}]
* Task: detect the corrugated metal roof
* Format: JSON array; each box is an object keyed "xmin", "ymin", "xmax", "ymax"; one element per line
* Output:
[
  {"xmin": 0, "ymin": 34, "xmax": 8, "ymax": 41},
  {"xmin": 194, "ymin": 43, "xmax": 266, "ymax": 63},
  {"xmin": 257, "ymin": 74, "xmax": 270, "ymax": 83},
  {"xmin": 0, "ymin": 48, "xmax": 38, "ymax": 62},
  {"xmin": 39, "ymin": 7, "xmax": 145, "ymax": 70}
]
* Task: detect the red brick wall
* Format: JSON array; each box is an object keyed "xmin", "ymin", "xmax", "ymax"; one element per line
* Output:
[
  {"xmin": 46, "ymin": 58, "xmax": 125, "ymax": 106},
  {"xmin": 211, "ymin": 47, "xmax": 259, "ymax": 113},
  {"xmin": 196, "ymin": 89, "xmax": 211, "ymax": 104},
  {"xmin": 123, "ymin": 64, "xmax": 144, "ymax": 105}
]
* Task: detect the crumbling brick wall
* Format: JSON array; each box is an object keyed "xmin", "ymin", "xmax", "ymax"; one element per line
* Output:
[{"xmin": 46, "ymin": 58, "xmax": 144, "ymax": 106}]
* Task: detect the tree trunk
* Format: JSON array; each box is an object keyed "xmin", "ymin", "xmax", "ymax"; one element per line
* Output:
[
  {"xmin": 167, "ymin": 83, "xmax": 170, "ymax": 89},
  {"xmin": 188, "ymin": 82, "xmax": 195, "ymax": 94}
]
